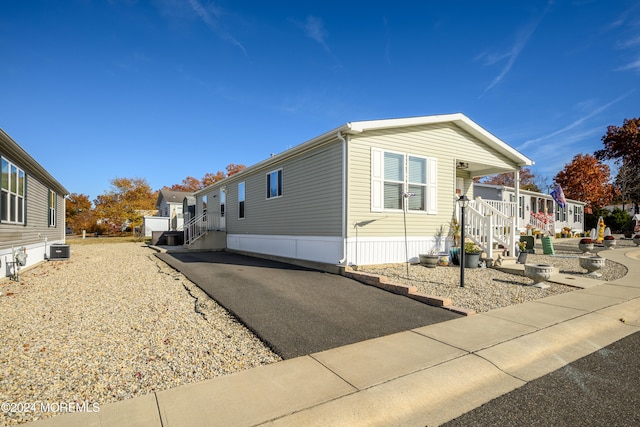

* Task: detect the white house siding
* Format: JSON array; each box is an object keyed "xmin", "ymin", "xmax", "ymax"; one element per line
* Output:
[
  {"xmin": 473, "ymin": 183, "xmax": 586, "ymax": 234},
  {"xmin": 344, "ymin": 123, "xmax": 518, "ymax": 265}
]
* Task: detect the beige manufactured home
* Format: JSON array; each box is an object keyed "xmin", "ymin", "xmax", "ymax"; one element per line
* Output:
[
  {"xmin": 1, "ymin": 129, "xmax": 68, "ymax": 279},
  {"xmin": 184, "ymin": 114, "xmax": 533, "ymax": 268}
]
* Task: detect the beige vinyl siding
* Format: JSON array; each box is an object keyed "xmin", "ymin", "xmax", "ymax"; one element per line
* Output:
[
  {"xmin": 347, "ymin": 123, "xmax": 517, "ymax": 238},
  {"xmin": 0, "ymin": 174, "xmax": 65, "ymax": 250},
  {"xmin": 225, "ymin": 141, "xmax": 343, "ymax": 237}
]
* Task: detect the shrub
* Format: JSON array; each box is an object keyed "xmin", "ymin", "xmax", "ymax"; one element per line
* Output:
[
  {"xmin": 464, "ymin": 242, "xmax": 482, "ymax": 254},
  {"xmin": 579, "ymin": 238, "xmax": 593, "ymax": 244}
]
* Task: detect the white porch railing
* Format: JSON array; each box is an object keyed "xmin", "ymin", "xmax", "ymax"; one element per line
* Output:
[
  {"xmin": 183, "ymin": 213, "xmax": 225, "ymax": 246},
  {"xmin": 466, "ymin": 198, "xmax": 517, "ymax": 259},
  {"xmin": 529, "ymin": 213, "xmax": 555, "ymax": 236}
]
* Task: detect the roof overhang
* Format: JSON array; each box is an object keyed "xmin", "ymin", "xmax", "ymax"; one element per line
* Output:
[
  {"xmin": 195, "ymin": 113, "xmax": 534, "ymax": 195},
  {"xmin": 0, "ymin": 128, "xmax": 69, "ymax": 195},
  {"xmin": 345, "ymin": 113, "xmax": 534, "ymax": 168}
]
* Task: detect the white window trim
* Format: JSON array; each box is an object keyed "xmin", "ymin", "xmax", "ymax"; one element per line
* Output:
[
  {"xmin": 238, "ymin": 182, "xmax": 245, "ymax": 220},
  {"xmin": 49, "ymin": 189, "xmax": 56, "ymax": 227},
  {"xmin": 1, "ymin": 157, "xmax": 26, "ymax": 225},
  {"xmin": 371, "ymin": 148, "xmax": 437, "ymax": 214}
]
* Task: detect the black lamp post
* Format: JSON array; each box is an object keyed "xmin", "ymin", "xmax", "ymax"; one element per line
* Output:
[{"xmin": 457, "ymin": 195, "xmax": 470, "ymax": 288}]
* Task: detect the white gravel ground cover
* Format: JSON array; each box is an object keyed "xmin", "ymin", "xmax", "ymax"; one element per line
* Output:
[
  {"xmin": 0, "ymin": 242, "xmax": 280, "ymax": 426},
  {"xmin": 362, "ymin": 239, "xmax": 631, "ymax": 314}
]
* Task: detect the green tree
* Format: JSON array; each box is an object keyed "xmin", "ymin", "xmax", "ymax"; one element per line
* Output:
[{"xmin": 94, "ymin": 177, "xmax": 157, "ymax": 234}]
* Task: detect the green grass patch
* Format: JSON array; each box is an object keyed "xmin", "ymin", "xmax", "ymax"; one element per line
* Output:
[{"xmin": 67, "ymin": 235, "xmax": 151, "ymax": 245}]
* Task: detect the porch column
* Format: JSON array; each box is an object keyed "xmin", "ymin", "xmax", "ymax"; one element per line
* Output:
[{"xmin": 512, "ymin": 169, "xmax": 520, "ymax": 257}]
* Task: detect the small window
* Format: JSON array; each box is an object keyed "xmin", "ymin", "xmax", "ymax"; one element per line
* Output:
[
  {"xmin": 238, "ymin": 182, "xmax": 245, "ymax": 219},
  {"xmin": 49, "ymin": 189, "xmax": 56, "ymax": 227},
  {"xmin": 220, "ymin": 189, "xmax": 225, "ymax": 217},
  {"xmin": 266, "ymin": 169, "xmax": 283, "ymax": 199}
]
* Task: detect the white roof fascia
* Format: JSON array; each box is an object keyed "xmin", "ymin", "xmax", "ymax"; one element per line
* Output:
[{"xmin": 346, "ymin": 113, "xmax": 534, "ymax": 168}]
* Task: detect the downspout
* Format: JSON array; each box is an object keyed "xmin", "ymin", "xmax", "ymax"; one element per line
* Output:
[{"xmin": 337, "ymin": 131, "xmax": 348, "ymax": 265}]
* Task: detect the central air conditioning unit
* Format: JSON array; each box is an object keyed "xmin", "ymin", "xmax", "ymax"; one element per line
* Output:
[{"xmin": 49, "ymin": 244, "xmax": 71, "ymax": 260}]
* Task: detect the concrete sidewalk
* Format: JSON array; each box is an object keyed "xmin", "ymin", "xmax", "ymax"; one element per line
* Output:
[{"xmin": 31, "ymin": 247, "xmax": 640, "ymax": 427}]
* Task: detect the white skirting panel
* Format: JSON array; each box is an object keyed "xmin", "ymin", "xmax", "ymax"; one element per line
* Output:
[
  {"xmin": 1, "ymin": 240, "xmax": 64, "ymax": 279},
  {"xmin": 345, "ymin": 236, "xmax": 450, "ymax": 266},
  {"xmin": 226, "ymin": 234, "xmax": 344, "ymax": 264}
]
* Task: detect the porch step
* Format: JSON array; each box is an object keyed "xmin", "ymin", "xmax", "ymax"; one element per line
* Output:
[{"xmin": 493, "ymin": 255, "xmax": 517, "ymax": 266}]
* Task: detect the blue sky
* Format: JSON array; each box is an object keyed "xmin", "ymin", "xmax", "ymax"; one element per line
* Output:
[{"xmin": 1, "ymin": 0, "xmax": 638, "ymax": 200}]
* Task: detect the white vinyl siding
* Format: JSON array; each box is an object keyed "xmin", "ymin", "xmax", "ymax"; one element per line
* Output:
[{"xmin": 371, "ymin": 148, "xmax": 437, "ymax": 214}]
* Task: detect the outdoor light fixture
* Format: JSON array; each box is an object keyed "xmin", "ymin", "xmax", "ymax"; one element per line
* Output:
[
  {"xmin": 456, "ymin": 162, "xmax": 469, "ymax": 169},
  {"xmin": 457, "ymin": 195, "xmax": 470, "ymax": 288}
]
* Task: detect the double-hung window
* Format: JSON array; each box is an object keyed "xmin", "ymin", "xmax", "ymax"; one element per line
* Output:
[
  {"xmin": 1, "ymin": 157, "xmax": 25, "ymax": 224},
  {"xmin": 48, "ymin": 189, "xmax": 56, "ymax": 227},
  {"xmin": 238, "ymin": 182, "xmax": 245, "ymax": 219},
  {"xmin": 573, "ymin": 205, "xmax": 582, "ymax": 223},
  {"xmin": 371, "ymin": 149, "xmax": 437, "ymax": 213},
  {"xmin": 266, "ymin": 169, "xmax": 283, "ymax": 199}
]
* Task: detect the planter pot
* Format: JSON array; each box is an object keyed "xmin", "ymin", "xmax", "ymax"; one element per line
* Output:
[
  {"xmin": 603, "ymin": 239, "xmax": 616, "ymax": 249},
  {"xmin": 633, "ymin": 237, "xmax": 640, "ymax": 247},
  {"xmin": 524, "ymin": 264, "xmax": 554, "ymax": 289},
  {"xmin": 579, "ymin": 256, "xmax": 605, "ymax": 277},
  {"xmin": 578, "ymin": 243, "xmax": 594, "ymax": 254},
  {"xmin": 419, "ymin": 254, "xmax": 439, "ymax": 268},
  {"xmin": 464, "ymin": 252, "xmax": 480, "ymax": 269},
  {"xmin": 437, "ymin": 254, "xmax": 450, "ymax": 267},
  {"xmin": 449, "ymin": 247, "xmax": 460, "ymax": 266},
  {"xmin": 517, "ymin": 251, "xmax": 528, "ymax": 264}
]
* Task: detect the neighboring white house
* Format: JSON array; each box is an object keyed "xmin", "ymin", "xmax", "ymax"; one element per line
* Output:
[
  {"xmin": 143, "ymin": 189, "xmax": 193, "ymax": 236},
  {"xmin": 1, "ymin": 129, "xmax": 68, "ymax": 279},
  {"xmin": 182, "ymin": 113, "xmax": 534, "ymax": 269},
  {"xmin": 473, "ymin": 183, "xmax": 587, "ymax": 235}
]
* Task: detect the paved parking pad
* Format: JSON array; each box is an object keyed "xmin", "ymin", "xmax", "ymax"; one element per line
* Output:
[{"xmin": 156, "ymin": 251, "xmax": 460, "ymax": 359}]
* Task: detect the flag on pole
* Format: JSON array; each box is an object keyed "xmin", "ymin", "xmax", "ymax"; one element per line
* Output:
[{"xmin": 550, "ymin": 184, "xmax": 566, "ymax": 208}]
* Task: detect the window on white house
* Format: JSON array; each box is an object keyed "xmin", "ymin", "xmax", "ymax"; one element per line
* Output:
[
  {"xmin": 1, "ymin": 157, "xmax": 25, "ymax": 224},
  {"xmin": 371, "ymin": 148, "xmax": 437, "ymax": 213},
  {"xmin": 220, "ymin": 189, "xmax": 225, "ymax": 217},
  {"xmin": 573, "ymin": 205, "xmax": 582, "ymax": 223},
  {"xmin": 48, "ymin": 189, "xmax": 56, "ymax": 227},
  {"xmin": 238, "ymin": 182, "xmax": 245, "ymax": 219},
  {"xmin": 266, "ymin": 169, "xmax": 283, "ymax": 199}
]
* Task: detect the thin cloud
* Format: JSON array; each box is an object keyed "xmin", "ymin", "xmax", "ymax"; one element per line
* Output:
[
  {"xmin": 517, "ymin": 93, "xmax": 630, "ymax": 151},
  {"xmin": 187, "ymin": 0, "xmax": 249, "ymax": 58},
  {"xmin": 618, "ymin": 57, "xmax": 640, "ymax": 72},
  {"xmin": 304, "ymin": 15, "xmax": 331, "ymax": 53},
  {"xmin": 479, "ymin": 2, "xmax": 553, "ymax": 96}
]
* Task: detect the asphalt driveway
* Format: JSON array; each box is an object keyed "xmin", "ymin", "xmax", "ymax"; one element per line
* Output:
[{"xmin": 156, "ymin": 251, "xmax": 460, "ymax": 359}]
